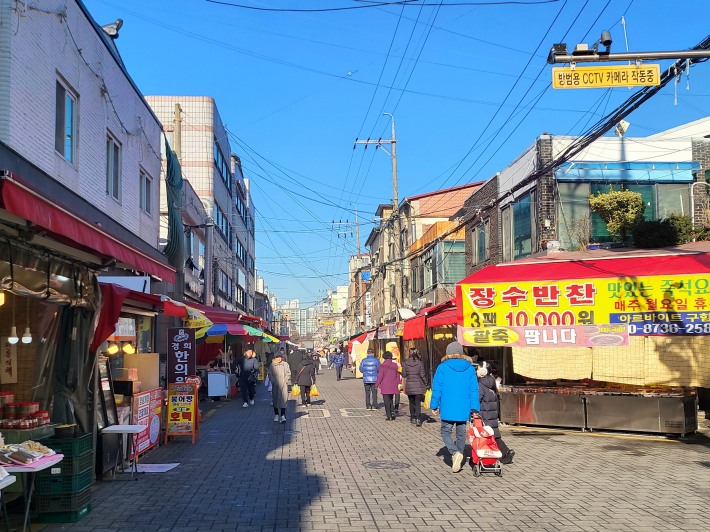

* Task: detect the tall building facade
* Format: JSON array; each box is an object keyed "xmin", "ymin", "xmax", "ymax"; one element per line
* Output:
[{"xmin": 146, "ymin": 96, "xmax": 255, "ymax": 313}]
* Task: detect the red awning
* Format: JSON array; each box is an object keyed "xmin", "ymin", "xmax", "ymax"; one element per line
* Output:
[
  {"xmin": 457, "ymin": 254, "xmax": 710, "ymax": 285},
  {"xmin": 189, "ymin": 302, "xmax": 243, "ymax": 324},
  {"xmin": 402, "ymin": 315, "xmax": 426, "ymax": 340},
  {"xmin": 427, "ymin": 308, "xmax": 457, "ymax": 328},
  {"xmin": 0, "ymin": 175, "xmax": 175, "ymax": 283},
  {"xmin": 424, "ymin": 298, "xmax": 455, "ymax": 316}
]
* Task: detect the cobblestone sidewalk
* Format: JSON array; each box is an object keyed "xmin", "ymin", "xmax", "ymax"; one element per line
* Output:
[{"xmin": 43, "ymin": 368, "xmax": 710, "ymax": 532}]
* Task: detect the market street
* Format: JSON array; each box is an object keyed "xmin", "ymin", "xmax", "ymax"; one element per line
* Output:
[{"xmin": 43, "ymin": 369, "xmax": 710, "ymax": 532}]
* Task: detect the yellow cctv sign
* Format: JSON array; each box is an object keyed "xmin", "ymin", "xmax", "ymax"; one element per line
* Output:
[{"xmin": 552, "ymin": 64, "xmax": 660, "ymax": 89}]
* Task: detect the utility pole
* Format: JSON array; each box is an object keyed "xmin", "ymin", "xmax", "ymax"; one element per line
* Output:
[
  {"xmin": 355, "ymin": 113, "xmax": 402, "ymax": 321},
  {"xmin": 173, "ymin": 103, "xmax": 185, "ymax": 306},
  {"xmin": 353, "ymin": 203, "xmax": 364, "ymax": 332}
]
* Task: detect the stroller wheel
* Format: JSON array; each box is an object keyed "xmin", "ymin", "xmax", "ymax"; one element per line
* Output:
[{"xmin": 473, "ymin": 462, "xmax": 481, "ymax": 477}]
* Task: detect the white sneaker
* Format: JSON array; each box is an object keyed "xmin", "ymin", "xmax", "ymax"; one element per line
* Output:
[
  {"xmin": 274, "ymin": 415, "xmax": 279, "ymax": 422},
  {"xmin": 243, "ymin": 402, "xmax": 249, "ymax": 408},
  {"xmin": 280, "ymin": 415, "xmax": 287, "ymax": 423},
  {"xmin": 249, "ymin": 399, "xmax": 254, "ymax": 405},
  {"xmin": 452, "ymin": 452, "xmax": 464, "ymax": 473}
]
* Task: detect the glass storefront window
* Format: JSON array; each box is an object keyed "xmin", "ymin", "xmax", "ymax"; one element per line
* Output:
[{"xmin": 513, "ymin": 194, "xmax": 532, "ymax": 260}]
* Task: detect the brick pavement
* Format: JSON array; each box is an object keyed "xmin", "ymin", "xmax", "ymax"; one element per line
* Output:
[{"xmin": 43, "ymin": 368, "xmax": 710, "ymax": 532}]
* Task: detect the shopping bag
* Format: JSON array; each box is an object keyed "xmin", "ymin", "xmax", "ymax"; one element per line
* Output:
[
  {"xmin": 423, "ymin": 388, "xmax": 432, "ymax": 409},
  {"xmin": 264, "ymin": 375, "xmax": 271, "ymax": 388},
  {"xmin": 310, "ymin": 384, "xmax": 320, "ymax": 397},
  {"xmin": 291, "ymin": 384, "xmax": 300, "ymax": 396}
]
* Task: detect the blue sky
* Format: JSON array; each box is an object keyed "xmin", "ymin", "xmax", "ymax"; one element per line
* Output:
[{"xmin": 84, "ymin": 0, "xmax": 710, "ymax": 307}]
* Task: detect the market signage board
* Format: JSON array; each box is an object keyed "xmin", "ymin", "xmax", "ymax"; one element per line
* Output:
[
  {"xmin": 165, "ymin": 383, "xmax": 197, "ymax": 444},
  {"xmin": 552, "ymin": 64, "xmax": 660, "ymax": 89},
  {"xmin": 458, "ymin": 274, "xmax": 710, "ymax": 336},
  {"xmin": 131, "ymin": 388, "xmax": 162, "ymax": 459},
  {"xmin": 167, "ymin": 328, "xmax": 196, "ymax": 384},
  {"xmin": 1, "ymin": 339, "xmax": 17, "ymax": 384},
  {"xmin": 458, "ymin": 324, "xmax": 629, "ymax": 348}
]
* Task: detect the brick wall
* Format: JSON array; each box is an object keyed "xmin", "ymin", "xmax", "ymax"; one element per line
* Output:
[
  {"xmin": 0, "ymin": 1, "xmax": 161, "ymax": 247},
  {"xmin": 464, "ymin": 176, "xmax": 500, "ymax": 276},
  {"xmin": 692, "ymin": 139, "xmax": 710, "ymax": 226},
  {"xmin": 536, "ymin": 136, "xmax": 556, "ymax": 247}
]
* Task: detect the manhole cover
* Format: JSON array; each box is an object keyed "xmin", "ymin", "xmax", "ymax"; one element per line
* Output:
[{"xmin": 363, "ymin": 461, "xmax": 411, "ymax": 470}]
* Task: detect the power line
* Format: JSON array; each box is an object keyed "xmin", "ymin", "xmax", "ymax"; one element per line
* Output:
[{"xmin": 204, "ymin": 1, "xmax": 563, "ymax": 13}]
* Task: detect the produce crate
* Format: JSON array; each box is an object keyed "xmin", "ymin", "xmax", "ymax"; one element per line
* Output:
[
  {"xmin": 42, "ymin": 433, "xmax": 92, "ymax": 457},
  {"xmin": 36, "ymin": 504, "xmax": 91, "ymax": 524},
  {"xmin": 3, "ymin": 424, "xmax": 58, "ymax": 444},
  {"xmin": 37, "ymin": 451, "xmax": 92, "ymax": 476},
  {"xmin": 36, "ymin": 486, "xmax": 91, "ymax": 513},
  {"xmin": 35, "ymin": 469, "xmax": 92, "ymax": 495}
]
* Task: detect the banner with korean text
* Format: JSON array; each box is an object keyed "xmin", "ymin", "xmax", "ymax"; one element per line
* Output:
[
  {"xmin": 458, "ymin": 274, "xmax": 710, "ymax": 336},
  {"xmin": 458, "ymin": 324, "xmax": 629, "ymax": 348},
  {"xmin": 167, "ymin": 328, "xmax": 196, "ymax": 383}
]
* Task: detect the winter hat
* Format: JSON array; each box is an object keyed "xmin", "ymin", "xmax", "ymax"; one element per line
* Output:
[
  {"xmin": 445, "ymin": 341, "xmax": 464, "ymax": 356},
  {"xmin": 383, "ymin": 351, "xmax": 392, "ymax": 360}
]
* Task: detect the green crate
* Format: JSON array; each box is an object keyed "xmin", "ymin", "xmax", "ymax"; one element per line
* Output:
[
  {"xmin": 35, "ymin": 469, "xmax": 92, "ymax": 495},
  {"xmin": 42, "ymin": 433, "xmax": 92, "ymax": 457},
  {"xmin": 36, "ymin": 504, "xmax": 91, "ymax": 523},
  {"xmin": 36, "ymin": 486, "xmax": 91, "ymax": 513},
  {"xmin": 37, "ymin": 451, "xmax": 92, "ymax": 476}
]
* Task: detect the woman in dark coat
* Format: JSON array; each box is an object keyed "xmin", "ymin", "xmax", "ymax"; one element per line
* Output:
[
  {"xmin": 401, "ymin": 348, "xmax": 427, "ymax": 427},
  {"xmin": 477, "ymin": 361, "xmax": 514, "ymax": 464},
  {"xmin": 375, "ymin": 352, "xmax": 401, "ymax": 421},
  {"xmin": 296, "ymin": 354, "xmax": 317, "ymax": 407}
]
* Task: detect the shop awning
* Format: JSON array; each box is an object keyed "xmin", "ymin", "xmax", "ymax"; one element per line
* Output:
[
  {"xmin": 0, "ymin": 175, "xmax": 175, "ymax": 283},
  {"xmin": 402, "ymin": 315, "xmax": 426, "ymax": 340},
  {"xmin": 427, "ymin": 308, "xmax": 457, "ymax": 328},
  {"xmin": 189, "ymin": 302, "xmax": 244, "ymax": 325}
]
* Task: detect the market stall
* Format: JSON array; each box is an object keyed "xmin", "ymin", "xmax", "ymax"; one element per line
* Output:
[{"xmin": 456, "ymin": 249, "xmax": 708, "ymax": 436}]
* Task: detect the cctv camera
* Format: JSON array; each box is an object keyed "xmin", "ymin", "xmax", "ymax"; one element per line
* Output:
[{"xmin": 600, "ymin": 30, "xmax": 612, "ymax": 49}]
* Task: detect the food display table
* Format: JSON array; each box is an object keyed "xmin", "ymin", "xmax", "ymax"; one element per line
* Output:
[
  {"xmin": 0, "ymin": 475, "xmax": 16, "ymax": 532},
  {"xmin": 5, "ymin": 454, "xmax": 64, "ymax": 532},
  {"xmin": 101, "ymin": 425, "xmax": 145, "ymax": 480}
]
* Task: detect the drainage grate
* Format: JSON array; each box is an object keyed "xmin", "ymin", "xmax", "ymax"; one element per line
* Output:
[{"xmin": 363, "ymin": 461, "xmax": 411, "ymax": 470}]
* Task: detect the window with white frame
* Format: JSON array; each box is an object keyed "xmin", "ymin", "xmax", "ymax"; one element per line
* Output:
[
  {"xmin": 139, "ymin": 170, "xmax": 152, "ymax": 215},
  {"xmin": 106, "ymin": 133, "xmax": 122, "ymax": 201},
  {"xmin": 55, "ymin": 80, "xmax": 77, "ymax": 163}
]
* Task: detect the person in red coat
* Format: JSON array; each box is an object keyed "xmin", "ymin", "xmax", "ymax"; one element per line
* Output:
[{"xmin": 375, "ymin": 351, "xmax": 402, "ymax": 421}]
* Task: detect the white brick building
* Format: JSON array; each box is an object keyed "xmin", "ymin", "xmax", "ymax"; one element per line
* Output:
[{"xmin": 0, "ymin": 0, "xmax": 162, "ymax": 250}]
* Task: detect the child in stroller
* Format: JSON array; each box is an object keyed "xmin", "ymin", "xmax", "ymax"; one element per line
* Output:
[{"xmin": 467, "ymin": 412, "xmax": 503, "ymax": 477}]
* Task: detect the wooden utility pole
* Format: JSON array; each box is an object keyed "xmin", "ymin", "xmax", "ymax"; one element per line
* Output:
[{"xmin": 173, "ymin": 103, "xmax": 185, "ymax": 305}]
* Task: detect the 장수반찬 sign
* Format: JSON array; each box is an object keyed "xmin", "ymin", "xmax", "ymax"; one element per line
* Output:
[{"xmin": 458, "ymin": 274, "xmax": 710, "ymax": 336}]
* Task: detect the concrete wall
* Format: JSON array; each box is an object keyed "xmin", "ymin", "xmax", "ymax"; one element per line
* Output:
[
  {"xmin": 464, "ymin": 176, "xmax": 500, "ymax": 276},
  {"xmin": 0, "ymin": 0, "xmax": 161, "ymax": 247}
]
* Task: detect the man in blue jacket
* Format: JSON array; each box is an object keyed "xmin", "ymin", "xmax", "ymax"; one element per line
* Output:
[
  {"xmin": 430, "ymin": 341, "xmax": 480, "ymax": 473},
  {"xmin": 359, "ymin": 348, "xmax": 380, "ymax": 409},
  {"xmin": 333, "ymin": 349, "xmax": 345, "ymax": 381}
]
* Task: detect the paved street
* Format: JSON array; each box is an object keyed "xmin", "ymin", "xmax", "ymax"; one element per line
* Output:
[{"xmin": 45, "ymin": 369, "xmax": 710, "ymax": 532}]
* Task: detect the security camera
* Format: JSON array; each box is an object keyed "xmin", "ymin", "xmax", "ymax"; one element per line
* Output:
[{"xmin": 599, "ymin": 30, "xmax": 612, "ymax": 50}]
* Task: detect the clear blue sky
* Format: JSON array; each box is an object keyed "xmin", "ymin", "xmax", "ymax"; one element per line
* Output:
[{"xmin": 85, "ymin": 0, "xmax": 710, "ymax": 307}]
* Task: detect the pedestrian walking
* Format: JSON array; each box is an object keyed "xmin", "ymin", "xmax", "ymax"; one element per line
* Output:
[
  {"xmin": 287, "ymin": 347, "xmax": 301, "ymax": 386},
  {"xmin": 333, "ymin": 350, "xmax": 345, "ymax": 381},
  {"xmin": 359, "ymin": 347, "xmax": 380, "ymax": 410},
  {"xmin": 401, "ymin": 347, "xmax": 427, "ymax": 427},
  {"xmin": 478, "ymin": 361, "xmax": 515, "ymax": 464},
  {"xmin": 268, "ymin": 350, "xmax": 291, "ymax": 423},
  {"xmin": 239, "ymin": 349, "xmax": 260, "ymax": 408},
  {"xmin": 375, "ymin": 351, "xmax": 401, "ymax": 421},
  {"xmin": 311, "ymin": 352, "xmax": 321, "ymax": 375},
  {"xmin": 297, "ymin": 353, "xmax": 317, "ymax": 407},
  {"xmin": 430, "ymin": 341, "xmax": 480, "ymax": 473}
]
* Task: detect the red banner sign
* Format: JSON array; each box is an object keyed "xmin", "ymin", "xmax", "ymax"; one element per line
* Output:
[{"xmin": 130, "ymin": 388, "xmax": 162, "ymax": 459}]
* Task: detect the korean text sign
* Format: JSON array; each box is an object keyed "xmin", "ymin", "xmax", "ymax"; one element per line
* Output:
[
  {"xmin": 458, "ymin": 274, "xmax": 710, "ymax": 336},
  {"xmin": 166, "ymin": 383, "xmax": 196, "ymax": 436},
  {"xmin": 167, "ymin": 328, "xmax": 196, "ymax": 383},
  {"xmin": 131, "ymin": 388, "xmax": 162, "ymax": 458},
  {"xmin": 458, "ymin": 324, "xmax": 629, "ymax": 348}
]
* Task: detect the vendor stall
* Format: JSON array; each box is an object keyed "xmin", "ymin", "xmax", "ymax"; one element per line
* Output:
[{"xmin": 456, "ymin": 248, "xmax": 708, "ymax": 436}]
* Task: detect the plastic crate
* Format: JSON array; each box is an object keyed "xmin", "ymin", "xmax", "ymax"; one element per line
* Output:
[
  {"xmin": 35, "ymin": 469, "xmax": 92, "ymax": 495},
  {"xmin": 36, "ymin": 504, "xmax": 91, "ymax": 523},
  {"xmin": 36, "ymin": 486, "xmax": 91, "ymax": 513},
  {"xmin": 42, "ymin": 433, "xmax": 92, "ymax": 457},
  {"xmin": 37, "ymin": 451, "xmax": 92, "ymax": 476}
]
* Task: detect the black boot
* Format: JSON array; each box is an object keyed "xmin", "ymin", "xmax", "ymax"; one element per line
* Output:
[
  {"xmin": 501, "ymin": 450, "xmax": 515, "ymax": 464},
  {"xmin": 415, "ymin": 419, "xmax": 422, "ymax": 427}
]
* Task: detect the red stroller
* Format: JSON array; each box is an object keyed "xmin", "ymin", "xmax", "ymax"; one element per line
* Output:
[{"xmin": 467, "ymin": 415, "xmax": 503, "ymax": 477}]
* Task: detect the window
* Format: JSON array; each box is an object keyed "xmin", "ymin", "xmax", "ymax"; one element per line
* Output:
[
  {"xmin": 501, "ymin": 206, "xmax": 512, "ymax": 262},
  {"xmin": 213, "ymin": 204, "xmax": 230, "ymax": 240},
  {"xmin": 55, "ymin": 81, "xmax": 76, "ymax": 163},
  {"xmin": 477, "ymin": 225, "xmax": 486, "ymax": 264},
  {"xmin": 442, "ymin": 242, "xmax": 466, "ymax": 284},
  {"xmin": 106, "ymin": 134, "xmax": 122, "ymax": 201},
  {"xmin": 139, "ymin": 170, "xmax": 152, "ymax": 215},
  {"xmin": 423, "ymin": 250, "xmax": 434, "ymax": 290},
  {"xmin": 513, "ymin": 194, "xmax": 532, "ymax": 260},
  {"xmin": 214, "ymin": 139, "xmax": 232, "ymax": 193},
  {"xmin": 410, "ymin": 222, "xmax": 417, "ymax": 245},
  {"xmin": 198, "ymin": 240, "xmax": 205, "ymax": 270},
  {"xmin": 411, "ymin": 266, "xmax": 418, "ymax": 294}
]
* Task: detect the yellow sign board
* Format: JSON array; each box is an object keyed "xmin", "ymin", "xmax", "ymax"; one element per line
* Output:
[
  {"xmin": 459, "ymin": 274, "xmax": 710, "ymax": 337},
  {"xmin": 552, "ymin": 64, "xmax": 660, "ymax": 89},
  {"xmin": 322, "ymin": 320, "xmax": 335, "ymax": 325}
]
